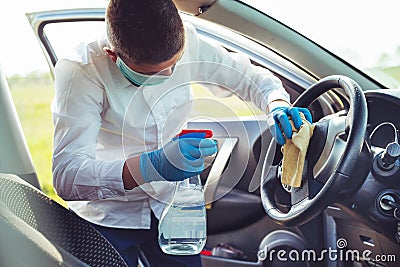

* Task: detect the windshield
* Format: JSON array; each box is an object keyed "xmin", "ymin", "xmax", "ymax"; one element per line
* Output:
[{"xmin": 243, "ymin": 0, "xmax": 400, "ymax": 88}]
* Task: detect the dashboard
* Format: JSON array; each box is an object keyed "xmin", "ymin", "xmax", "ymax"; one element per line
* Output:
[
  {"xmin": 361, "ymin": 89, "xmax": 400, "ymax": 226},
  {"xmin": 328, "ymin": 89, "xmax": 400, "ymax": 264}
]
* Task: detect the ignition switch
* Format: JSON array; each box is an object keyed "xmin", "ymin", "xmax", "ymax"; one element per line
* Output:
[
  {"xmin": 378, "ymin": 193, "xmax": 400, "ymax": 243},
  {"xmin": 379, "ymin": 194, "xmax": 398, "ymax": 211}
]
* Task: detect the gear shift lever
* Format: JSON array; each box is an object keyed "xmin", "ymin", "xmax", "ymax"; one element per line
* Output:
[{"xmin": 378, "ymin": 142, "xmax": 400, "ymax": 170}]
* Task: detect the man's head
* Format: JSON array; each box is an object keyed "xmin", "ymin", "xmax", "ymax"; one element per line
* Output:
[{"xmin": 105, "ymin": 0, "xmax": 185, "ymax": 72}]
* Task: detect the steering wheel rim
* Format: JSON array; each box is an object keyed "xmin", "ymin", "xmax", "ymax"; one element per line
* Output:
[{"xmin": 261, "ymin": 75, "xmax": 368, "ymax": 226}]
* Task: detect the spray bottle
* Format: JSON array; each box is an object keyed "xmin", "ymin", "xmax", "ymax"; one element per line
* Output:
[{"xmin": 158, "ymin": 129, "xmax": 213, "ymax": 255}]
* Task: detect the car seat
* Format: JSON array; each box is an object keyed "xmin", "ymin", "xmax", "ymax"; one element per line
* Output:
[{"xmin": 0, "ymin": 173, "xmax": 128, "ymax": 267}]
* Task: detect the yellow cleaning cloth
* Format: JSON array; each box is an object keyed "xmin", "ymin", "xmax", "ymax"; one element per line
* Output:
[{"xmin": 281, "ymin": 113, "xmax": 315, "ymax": 188}]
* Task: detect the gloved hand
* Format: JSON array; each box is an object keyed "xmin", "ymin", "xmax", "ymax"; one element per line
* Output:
[
  {"xmin": 139, "ymin": 135, "xmax": 218, "ymax": 182},
  {"xmin": 268, "ymin": 106, "xmax": 312, "ymax": 145}
]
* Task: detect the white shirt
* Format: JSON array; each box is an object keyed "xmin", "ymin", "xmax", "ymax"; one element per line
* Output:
[{"xmin": 51, "ymin": 23, "xmax": 290, "ymax": 229}]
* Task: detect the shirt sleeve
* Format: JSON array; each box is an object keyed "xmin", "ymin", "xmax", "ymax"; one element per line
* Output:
[
  {"xmin": 51, "ymin": 59, "xmax": 125, "ymax": 201},
  {"xmin": 186, "ymin": 23, "xmax": 290, "ymax": 111}
]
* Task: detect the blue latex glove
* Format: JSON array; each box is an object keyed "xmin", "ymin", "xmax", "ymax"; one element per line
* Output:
[
  {"xmin": 268, "ymin": 106, "xmax": 313, "ymax": 145},
  {"xmin": 139, "ymin": 132, "xmax": 218, "ymax": 182}
]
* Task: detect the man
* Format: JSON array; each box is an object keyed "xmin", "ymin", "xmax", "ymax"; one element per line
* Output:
[{"xmin": 51, "ymin": 0, "xmax": 312, "ymax": 266}]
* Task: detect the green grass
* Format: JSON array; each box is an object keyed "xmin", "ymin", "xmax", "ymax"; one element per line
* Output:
[
  {"xmin": 8, "ymin": 74, "xmax": 66, "ymax": 206},
  {"xmin": 7, "ymin": 75, "xmax": 263, "ymax": 207},
  {"xmin": 383, "ymin": 65, "xmax": 400, "ymax": 82}
]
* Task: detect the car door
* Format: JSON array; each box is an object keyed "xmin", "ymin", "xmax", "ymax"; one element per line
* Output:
[{"xmin": 26, "ymin": 3, "xmax": 336, "ymax": 266}]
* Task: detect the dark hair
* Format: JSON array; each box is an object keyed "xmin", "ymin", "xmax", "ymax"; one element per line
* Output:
[{"xmin": 106, "ymin": 0, "xmax": 185, "ymax": 65}]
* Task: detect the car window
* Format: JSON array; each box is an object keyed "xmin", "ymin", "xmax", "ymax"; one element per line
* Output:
[{"xmin": 44, "ymin": 21, "xmax": 106, "ymax": 62}]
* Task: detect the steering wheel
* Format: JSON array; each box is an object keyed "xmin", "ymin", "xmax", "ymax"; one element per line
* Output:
[{"xmin": 261, "ymin": 75, "xmax": 368, "ymax": 226}]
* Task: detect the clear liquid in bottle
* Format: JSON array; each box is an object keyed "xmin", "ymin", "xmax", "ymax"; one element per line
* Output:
[{"xmin": 158, "ymin": 175, "xmax": 207, "ymax": 255}]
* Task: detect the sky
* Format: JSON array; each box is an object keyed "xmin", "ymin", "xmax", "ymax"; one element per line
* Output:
[
  {"xmin": 0, "ymin": 0, "xmax": 106, "ymax": 77},
  {"xmin": 0, "ymin": 1, "xmax": 49, "ymax": 76},
  {"xmin": 0, "ymin": 0, "xmax": 399, "ymax": 77}
]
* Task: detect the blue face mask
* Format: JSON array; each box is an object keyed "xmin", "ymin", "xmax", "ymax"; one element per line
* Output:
[{"xmin": 116, "ymin": 57, "xmax": 174, "ymax": 87}]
